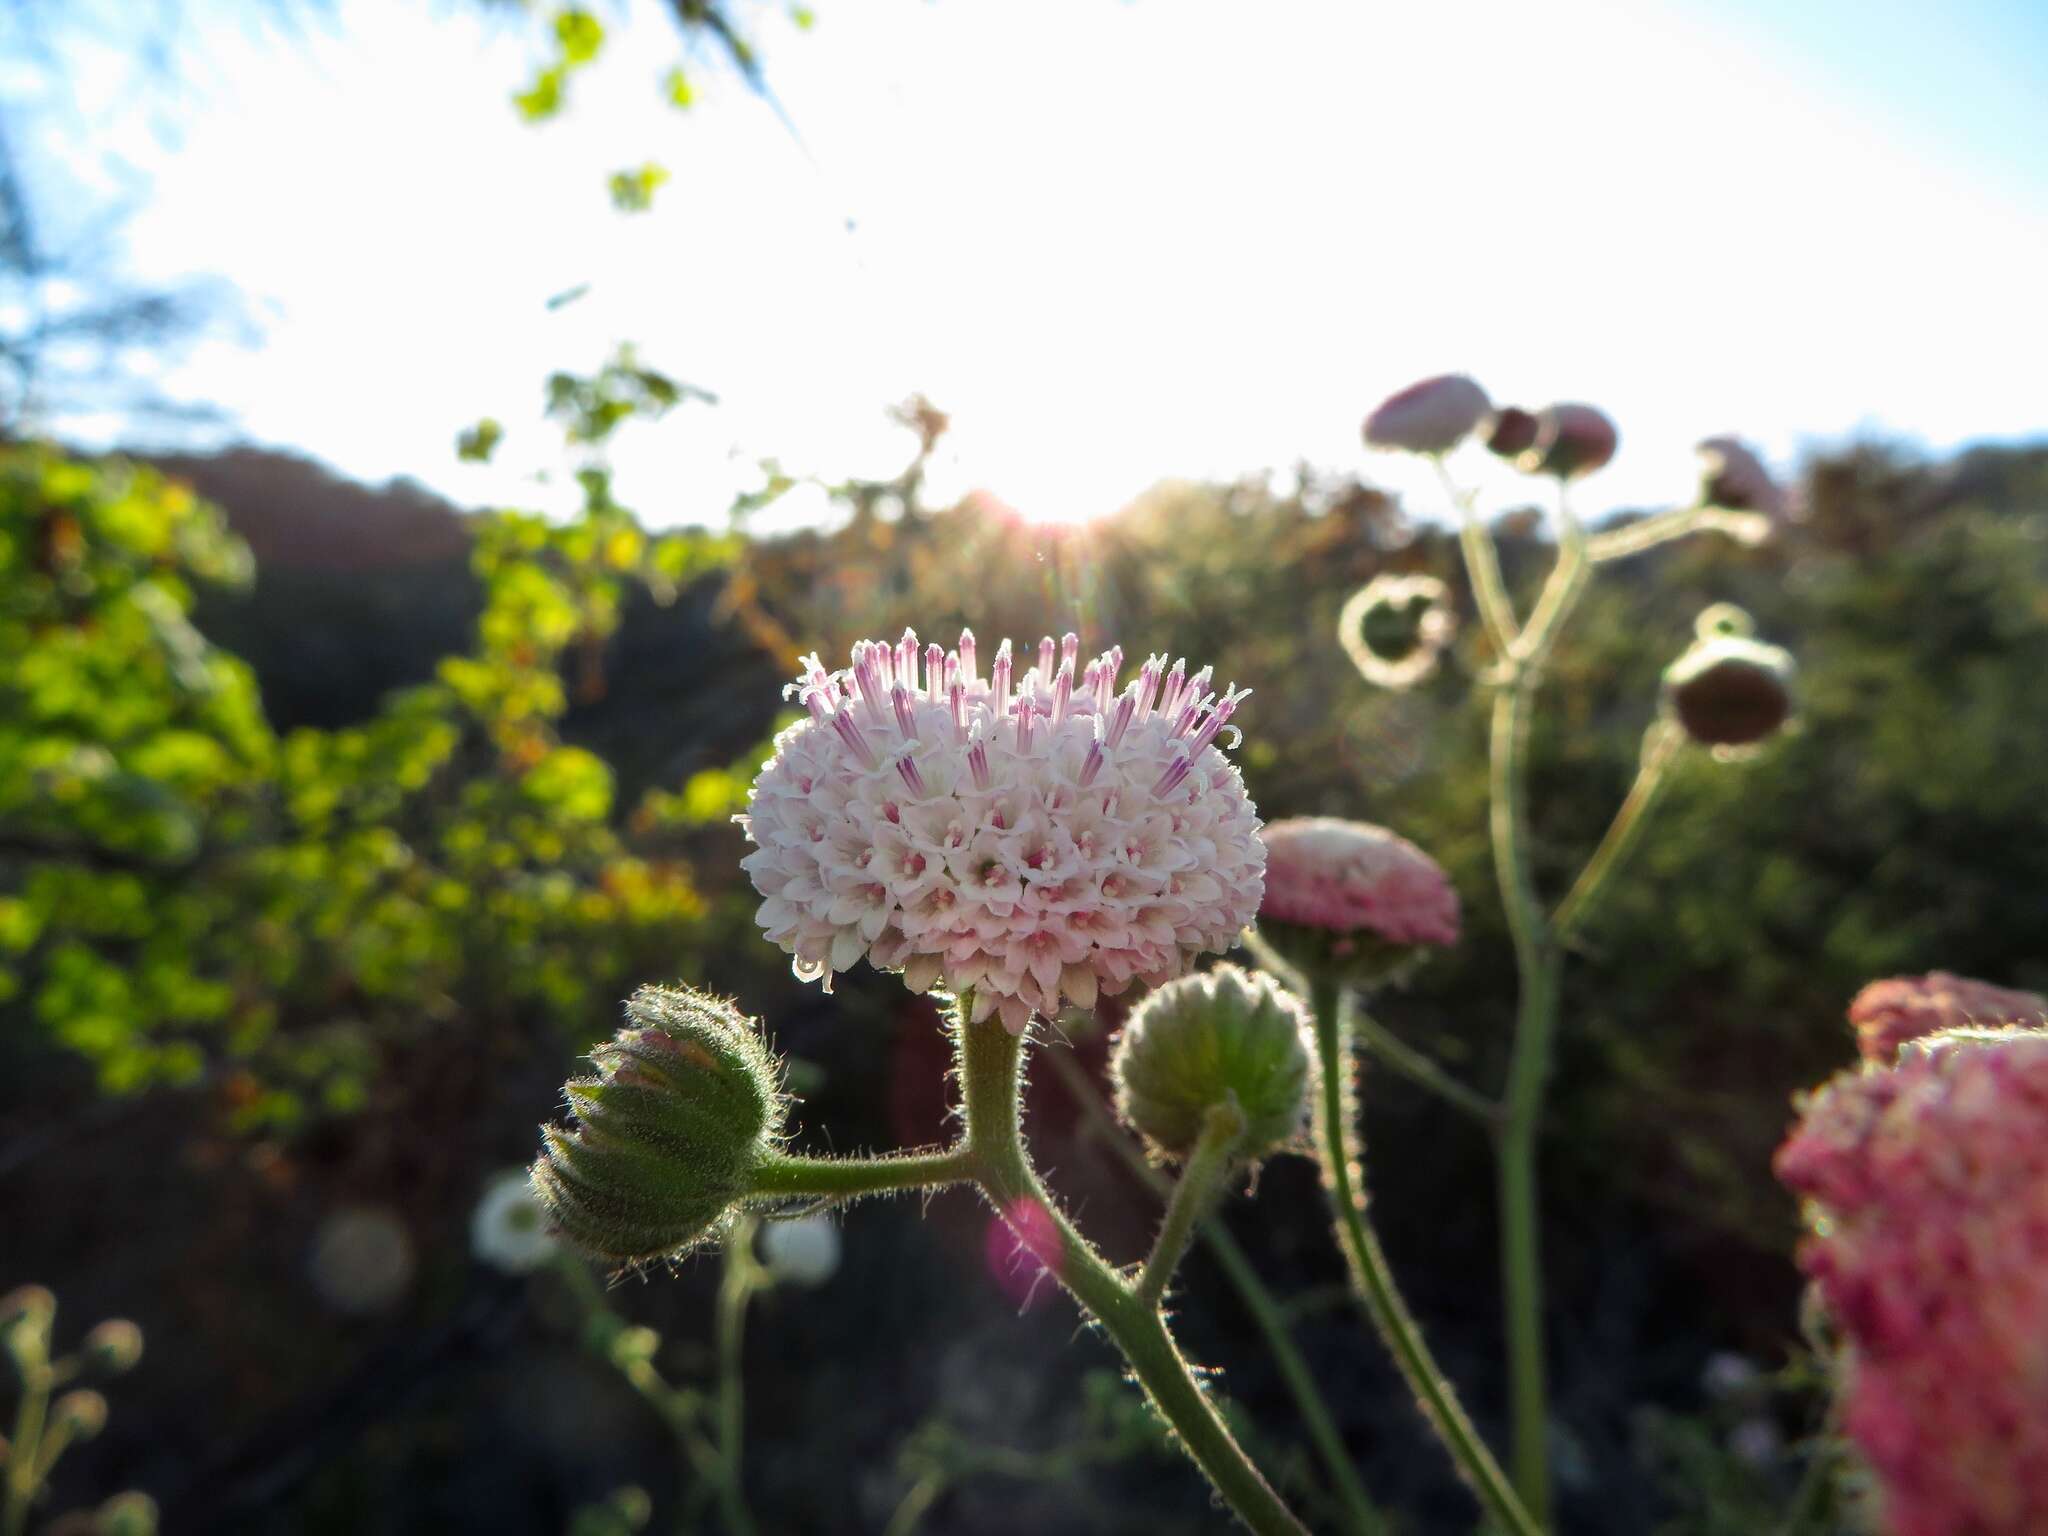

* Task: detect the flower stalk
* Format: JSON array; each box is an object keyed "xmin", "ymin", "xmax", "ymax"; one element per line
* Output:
[
  {"xmin": 954, "ymin": 998, "xmax": 1311, "ymax": 1536},
  {"xmin": 1304, "ymin": 977, "xmax": 1542, "ymax": 1536},
  {"xmin": 1136, "ymin": 1098, "xmax": 1246, "ymax": 1307}
]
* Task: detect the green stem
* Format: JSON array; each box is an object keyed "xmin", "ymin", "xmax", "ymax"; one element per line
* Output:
[
  {"xmin": 1351, "ymin": 1005, "xmax": 1500, "ymax": 1128},
  {"xmin": 955, "ymin": 1009, "xmax": 1310, "ymax": 1536},
  {"xmin": 1306, "ymin": 979, "xmax": 1541, "ymax": 1536},
  {"xmin": 1586, "ymin": 502, "xmax": 1772, "ymax": 563},
  {"xmin": 1440, "ymin": 461, "xmax": 1521, "ymax": 659},
  {"xmin": 714, "ymin": 1222, "xmax": 761, "ymax": 1536},
  {"xmin": 1474, "ymin": 478, "xmax": 1595, "ymax": 1527},
  {"xmin": 747, "ymin": 1146, "xmax": 974, "ymax": 1200},
  {"xmin": 1046, "ymin": 1047, "xmax": 1387, "ymax": 1536},
  {"xmin": 3, "ymin": 1356, "xmax": 49, "ymax": 1536},
  {"xmin": 1552, "ymin": 720, "xmax": 1684, "ymax": 944},
  {"xmin": 1136, "ymin": 1099, "xmax": 1246, "ymax": 1307}
]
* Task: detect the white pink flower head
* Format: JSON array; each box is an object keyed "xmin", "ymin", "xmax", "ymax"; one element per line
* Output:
[
  {"xmin": 1256, "ymin": 817, "xmax": 1459, "ymax": 984},
  {"xmin": 1775, "ymin": 1029, "xmax": 2048, "ymax": 1536},
  {"xmin": 738, "ymin": 631, "xmax": 1265, "ymax": 1034},
  {"xmin": 1846, "ymin": 971, "xmax": 2047, "ymax": 1067}
]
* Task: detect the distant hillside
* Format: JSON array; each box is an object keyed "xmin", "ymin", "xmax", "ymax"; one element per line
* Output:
[{"xmin": 142, "ymin": 446, "xmax": 483, "ymax": 732}]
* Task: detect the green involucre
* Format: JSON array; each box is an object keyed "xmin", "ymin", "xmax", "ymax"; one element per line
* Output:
[
  {"xmin": 1111, "ymin": 963, "xmax": 1313, "ymax": 1162},
  {"xmin": 532, "ymin": 984, "xmax": 787, "ymax": 1264}
]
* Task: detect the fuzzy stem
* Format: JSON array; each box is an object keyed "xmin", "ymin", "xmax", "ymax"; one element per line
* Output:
[
  {"xmin": 714, "ymin": 1221, "xmax": 762, "ymax": 1536},
  {"xmin": 955, "ymin": 1007, "xmax": 1310, "ymax": 1536},
  {"xmin": 1135, "ymin": 1099, "xmax": 1246, "ymax": 1307},
  {"xmin": 1045, "ymin": 1046, "xmax": 1387, "ymax": 1536},
  {"xmin": 2, "ymin": 1331, "xmax": 49, "ymax": 1536},
  {"xmin": 1552, "ymin": 720, "xmax": 1685, "ymax": 944},
  {"xmin": 746, "ymin": 1146, "xmax": 974, "ymax": 1200},
  {"xmin": 1306, "ymin": 978, "xmax": 1542, "ymax": 1536}
]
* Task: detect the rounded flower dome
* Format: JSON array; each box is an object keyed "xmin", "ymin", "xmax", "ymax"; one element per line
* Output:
[
  {"xmin": 1362, "ymin": 375, "xmax": 1493, "ymax": 455},
  {"xmin": 1776, "ymin": 1032, "xmax": 2048, "ymax": 1535},
  {"xmin": 1260, "ymin": 817, "xmax": 1459, "ymax": 947},
  {"xmin": 739, "ymin": 632, "xmax": 1265, "ymax": 1034},
  {"xmin": 1846, "ymin": 971, "xmax": 2047, "ymax": 1066}
]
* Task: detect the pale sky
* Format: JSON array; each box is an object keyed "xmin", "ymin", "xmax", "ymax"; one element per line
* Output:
[{"xmin": 14, "ymin": 0, "xmax": 2048, "ymax": 529}]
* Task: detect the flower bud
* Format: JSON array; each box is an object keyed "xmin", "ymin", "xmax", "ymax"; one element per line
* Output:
[
  {"xmin": 1362, "ymin": 375, "xmax": 1492, "ymax": 455},
  {"xmin": 1112, "ymin": 964, "xmax": 1313, "ymax": 1163},
  {"xmin": 1338, "ymin": 572, "xmax": 1457, "ymax": 690},
  {"xmin": 1485, "ymin": 406, "xmax": 1540, "ymax": 459},
  {"xmin": 82, "ymin": 1319, "xmax": 144, "ymax": 1377},
  {"xmin": 532, "ymin": 985, "xmax": 787, "ymax": 1265},
  {"xmin": 1662, "ymin": 606, "xmax": 1795, "ymax": 749},
  {"xmin": 1525, "ymin": 402, "xmax": 1618, "ymax": 479},
  {"xmin": 1696, "ymin": 435, "xmax": 1783, "ymax": 519},
  {"xmin": 1, "ymin": 1284, "xmax": 56, "ymax": 1354},
  {"xmin": 94, "ymin": 1492, "xmax": 159, "ymax": 1536},
  {"xmin": 53, "ymin": 1389, "xmax": 109, "ymax": 1441},
  {"xmin": 1257, "ymin": 817, "xmax": 1460, "ymax": 986}
]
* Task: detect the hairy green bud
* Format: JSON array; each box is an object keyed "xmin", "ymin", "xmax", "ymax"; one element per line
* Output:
[
  {"xmin": 532, "ymin": 985, "xmax": 787, "ymax": 1265},
  {"xmin": 1112, "ymin": 965, "xmax": 1314, "ymax": 1163}
]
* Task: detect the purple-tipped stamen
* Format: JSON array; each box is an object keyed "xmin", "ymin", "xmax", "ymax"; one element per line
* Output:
[
  {"xmin": 1052, "ymin": 661, "xmax": 1073, "ymax": 726},
  {"xmin": 831, "ymin": 708, "xmax": 878, "ymax": 768},
  {"xmin": 992, "ymin": 641, "xmax": 1013, "ymax": 714},
  {"xmin": 967, "ymin": 737, "xmax": 992, "ymax": 790},
  {"xmin": 957, "ymin": 628, "xmax": 978, "ymax": 683},
  {"xmin": 925, "ymin": 643, "xmax": 945, "ymax": 704},
  {"xmin": 1078, "ymin": 739, "xmax": 1105, "ymax": 788},
  {"xmin": 1151, "ymin": 752, "xmax": 1192, "ymax": 798},
  {"xmin": 1103, "ymin": 687, "xmax": 1138, "ymax": 748},
  {"xmin": 895, "ymin": 752, "xmax": 928, "ymax": 797},
  {"xmin": 1060, "ymin": 632, "xmax": 1080, "ymax": 673},
  {"xmin": 1187, "ymin": 686, "xmax": 1249, "ymax": 753},
  {"xmin": 892, "ymin": 684, "xmax": 920, "ymax": 742},
  {"xmin": 1037, "ymin": 635, "xmax": 1056, "ymax": 680}
]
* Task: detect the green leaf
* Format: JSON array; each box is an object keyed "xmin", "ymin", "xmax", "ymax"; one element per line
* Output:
[
  {"xmin": 514, "ymin": 64, "xmax": 567, "ymax": 122},
  {"xmin": 663, "ymin": 66, "xmax": 694, "ymax": 110},
  {"xmin": 553, "ymin": 7, "xmax": 605, "ymax": 65},
  {"xmin": 458, "ymin": 418, "xmax": 504, "ymax": 463},
  {"xmin": 607, "ymin": 163, "xmax": 671, "ymax": 214}
]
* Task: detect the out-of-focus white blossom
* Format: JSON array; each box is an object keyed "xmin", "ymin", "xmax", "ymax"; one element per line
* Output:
[
  {"xmin": 472, "ymin": 1168, "xmax": 559, "ymax": 1275},
  {"xmin": 759, "ymin": 1212, "xmax": 842, "ymax": 1287}
]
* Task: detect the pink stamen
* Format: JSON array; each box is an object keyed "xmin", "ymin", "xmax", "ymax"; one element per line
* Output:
[
  {"xmin": 831, "ymin": 709, "xmax": 878, "ymax": 768},
  {"xmin": 1037, "ymin": 635, "xmax": 1056, "ymax": 681},
  {"xmin": 1078, "ymin": 739, "xmax": 1105, "ymax": 787},
  {"xmin": 1052, "ymin": 661, "xmax": 1073, "ymax": 726},
  {"xmin": 993, "ymin": 641, "xmax": 1013, "ymax": 715},
  {"xmin": 925, "ymin": 643, "xmax": 945, "ymax": 704},
  {"xmin": 967, "ymin": 738, "xmax": 991, "ymax": 789},
  {"xmin": 957, "ymin": 628, "xmax": 978, "ymax": 683},
  {"xmin": 1103, "ymin": 687, "xmax": 1138, "ymax": 748},
  {"xmin": 1151, "ymin": 752, "xmax": 1192, "ymax": 798},
  {"xmin": 892, "ymin": 684, "xmax": 919, "ymax": 741},
  {"xmin": 896, "ymin": 753, "xmax": 928, "ymax": 797},
  {"xmin": 1060, "ymin": 632, "xmax": 1080, "ymax": 673}
]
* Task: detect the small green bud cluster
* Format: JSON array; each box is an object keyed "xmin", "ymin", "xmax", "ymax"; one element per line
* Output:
[
  {"xmin": 1662, "ymin": 604, "xmax": 1796, "ymax": 749},
  {"xmin": 1112, "ymin": 964, "xmax": 1314, "ymax": 1164},
  {"xmin": 532, "ymin": 985, "xmax": 787, "ymax": 1265}
]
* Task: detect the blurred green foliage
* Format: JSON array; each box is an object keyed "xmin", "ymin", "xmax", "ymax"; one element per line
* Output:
[{"xmin": 0, "ymin": 416, "xmax": 736, "ymax": 1126}]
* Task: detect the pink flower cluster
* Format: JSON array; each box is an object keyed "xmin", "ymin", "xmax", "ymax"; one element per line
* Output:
[
  {"xmin": 739, "ymin": 631, "xmax": 1265, "ymax": 1033},
  {"xmin": 1258, "ymin": 817, "xmax": 1460, "ymax": 948},
  {"xmin": 1775, "ymin": 1032, "xmax": 2048, "ymax": 1535},
  {"xmin": 1847, "ymin": 971, "xmax": 2047, "ymax": 1065}
]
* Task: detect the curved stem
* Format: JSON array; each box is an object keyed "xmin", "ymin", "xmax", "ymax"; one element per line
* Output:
[
  {"xmin": 1586, "ymin": 503, "xmax": 1770, "ymax": 563},
  {"xmin": 955, "ymin": 1009, "xmax": 1310, "ymax": 1536},
  {"xmin": 1046, "ymin": 1047, "xmax": 1387, "ymax": 1536},
  {"xmin": 747, "ymin": 1146, "xmax": 974, "ymax": 1200},
  {"xmin": 1136, "ymin": 1099, "xmax": 1246, "ymax": 1307},
  {"xmin": 714, "ymin": 1222, "xmax": 762, "ymax": 1536},
  {"xmin": 1552, "ymin": 720, "xmax": 1685, "ymax": 944},
  {"xmin": 1306, "ymin": 978, "xmax": 1542, "ymax": 1536},
  {"xmin": 1350, "ymin": 1004, "xmax": 1500, "ymax": 1128}
]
